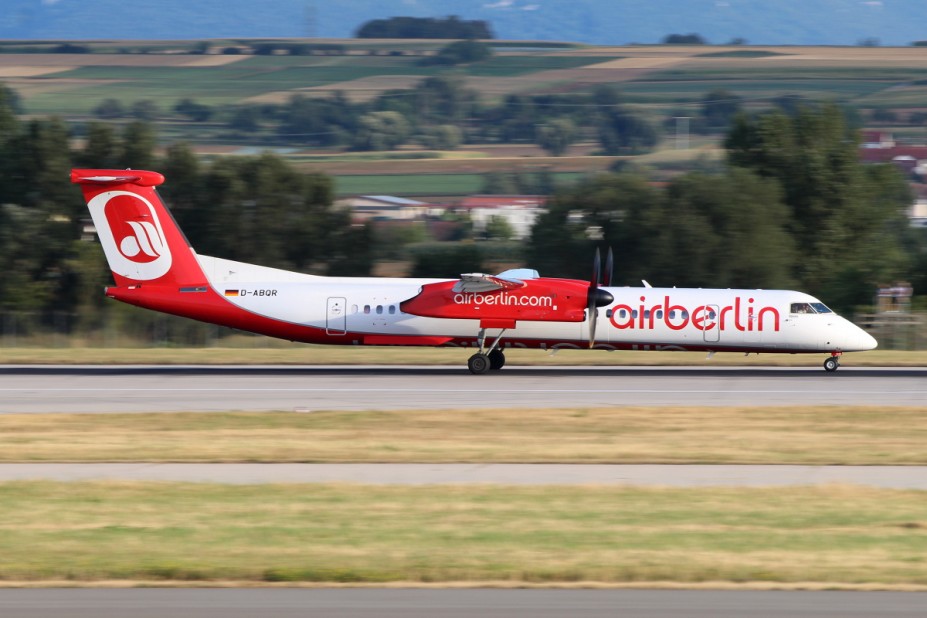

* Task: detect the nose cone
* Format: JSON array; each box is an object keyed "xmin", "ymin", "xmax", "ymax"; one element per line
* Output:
[{"xmin": 858, "ymin": 329, "xmax": 878, "ymax": 351}]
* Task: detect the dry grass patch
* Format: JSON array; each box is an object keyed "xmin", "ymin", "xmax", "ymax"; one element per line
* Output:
[
  {"xmin": 0, "ymin": 406, "xmax": 924, "ymax": 464},
  {"xmin": 0, "ymin": 482, "xmax": 924, "ymax": 585}
]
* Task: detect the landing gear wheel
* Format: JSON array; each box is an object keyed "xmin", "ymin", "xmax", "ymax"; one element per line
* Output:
[
  {"xmin": 488, "ymin": 349, "xmax": 506, "ymax": 371},
  {"xmin": 823, "ymin": 357, "xmax": 839, "ymax": 372},
  {"xmin": 468, "ymin": 353, "xmax": 491, "ymax": 375}
]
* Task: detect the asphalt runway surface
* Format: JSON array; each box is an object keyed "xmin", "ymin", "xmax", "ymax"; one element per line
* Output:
[
  {"xmin": 1, "ymin": 589, "xmax": 925, "ymax": 618},
  {"xmin": 4, "ymin": 463, "xmax": 927, "ymax": 488},
  {"xmin": 0, "ymin": 365, "xmax": 925, "ymax": 413}
]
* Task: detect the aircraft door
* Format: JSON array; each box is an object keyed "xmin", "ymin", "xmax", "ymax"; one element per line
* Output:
[
  {"xmin": 701, "ymin": 304, "xmax": 720, "ymax": 343},
  {"xmin": 326, "ymin": 297, "xmax": 347, "ymax": 335}
]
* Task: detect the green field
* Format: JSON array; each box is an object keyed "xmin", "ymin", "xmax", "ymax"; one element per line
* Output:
[
  {"xmin": 333, "ymin": 172, "xmax": 588, "ymax": 195},
  {"xmin": 1, "ymin": 482, "xmax": 924, "ymax": 586}
]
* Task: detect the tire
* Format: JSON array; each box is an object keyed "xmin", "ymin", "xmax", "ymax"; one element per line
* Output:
[
  {"xmin": 823, "ymin": 357, "xmax": 839, "ymax": 372},
  {"xmin": 468, "ymin": 353, "xmax": 491, "ymax": 375},
  {"xmin": 488, "ymin": 349, "xmax": 505, "ymax": 370}
]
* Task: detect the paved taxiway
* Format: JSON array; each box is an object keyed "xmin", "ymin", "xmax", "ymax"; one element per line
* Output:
[
  {"xmin": 3, "ymin": 462, "xmax": 927, "ymax": 488},
  {"xmin": 1, "ymin": 589, "xmax": 925, "ymax": 618},
  {"xmin": 0, "ymin": 365, "xmax": 924, "ymax": 412}
]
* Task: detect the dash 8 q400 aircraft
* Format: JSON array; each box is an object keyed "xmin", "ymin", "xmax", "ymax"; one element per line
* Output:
[{"xmin": 72, "ymin": 168, "xmax": 877, "ymax": 373}]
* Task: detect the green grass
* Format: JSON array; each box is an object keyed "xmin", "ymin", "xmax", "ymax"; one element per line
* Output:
[
  {"xmin": 463, "ymin": 55, "xmax": 618, "ymax": 77},
  {"xmin": 333, "ymin": 172, "xmax": 587, "ymax": 196},
  {"xmin": 0, "ymin": 482, "xmax": 924, "ymax": 585},
  {"xmin": 1, "ymin": 407, "xmax": 925, "ymax": 464}
]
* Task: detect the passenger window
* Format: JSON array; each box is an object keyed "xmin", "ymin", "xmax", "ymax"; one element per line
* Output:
[
  {"xmin": 351, "ymin": 304, "xmax": 358, "ymax": 314},
  {"xmin": 644, "ymin": 310, "xmax": 651, "ymax": 319},
  {"xmin": 708, "ymin": 310, "xmax": 717, "ymax": 320},
  {"xmin": 655, "ymin": 310, "xmax": 663, "ymax": 319},
  {"xmin": 632, "ymin": 310, "xmax": 638, "ymax": 318},
  {"xmin": 619, "ymin": 309, "xmax": 628, "ymax": 318},
  {"xmin": 605, "ymin": 309, "xmax": 613, "ymax": 318},
  {"xmin": 669, "ymin": 310, "xmax": 676, "ymax": 319},
  {"xmin": 376, "ymin": 305, "xmax": 383, "ymax": 315},
  {"xmin": 388, "ymin": 305, "xmax": 396, "ymax": 315},
  {"xmin": 363, "ymin": 305, "xmax": 371, "ymax": 314}
]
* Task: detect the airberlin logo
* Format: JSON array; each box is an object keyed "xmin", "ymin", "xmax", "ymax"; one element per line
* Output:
[
  {"xmin": 88, "ymin": 190, "xmax": 173, "ymax": 281},
  {"xmin": 118, "ymin": 221, "xmax": 166, "ymax": 262},
  {"xmin": 609, "ymin": 296, "xmax": 781, "ymax": 332},
  {"xmin": 453, "ymin": 292, "xmax": 554, "ymax": 308}
]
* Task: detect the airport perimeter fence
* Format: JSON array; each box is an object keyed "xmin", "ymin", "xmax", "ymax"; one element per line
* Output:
[
  {"xmin": 0, "ymin": 310, "xmax": 277, "ymax": 349},
  {"xmin": 1, "ymin": 309, "xmax": 926, "ymax": 350}
]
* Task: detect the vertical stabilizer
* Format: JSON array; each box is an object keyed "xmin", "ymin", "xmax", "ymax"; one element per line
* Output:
[{"xmin": 71, "ymin": 169, "xmax": 207, "ymax": 287}]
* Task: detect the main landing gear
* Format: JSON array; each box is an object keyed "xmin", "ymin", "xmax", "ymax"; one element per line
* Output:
[
  {"xmin": 467, "ymin": 328, "xmax": 507, "ymax": 375},
  {"xmin": 823, "ymin": 352, "xmax": 841, "ymax": 373}
]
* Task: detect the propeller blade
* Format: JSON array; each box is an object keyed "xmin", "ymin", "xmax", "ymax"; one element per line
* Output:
[
  {"xmin": 604, "ymin": 247, "xmax": 614, "ymax": 287},
  {"xmin": 588, "ymin": 305, "xmax": 598, "ymax": 349},
  {"xmin": 587, "ymin": 248, "xmax": 613, "ymax": 348}
]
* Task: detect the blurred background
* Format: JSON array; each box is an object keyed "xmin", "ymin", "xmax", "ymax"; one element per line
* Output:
[{"xmin": 1, "ymin": 1, "xmax": 926, "ymax": 349}]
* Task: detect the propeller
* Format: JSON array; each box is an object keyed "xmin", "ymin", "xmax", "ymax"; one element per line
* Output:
[
  {"xmin": 604, "ymin": 246, "xmax": 614, "ymax": 287},
  {"xmin": 587, "ymin": 247, "xmax": 615, "ymax": 348}
]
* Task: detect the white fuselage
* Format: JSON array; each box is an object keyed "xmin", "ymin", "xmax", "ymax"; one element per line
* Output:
[{"xmin": 199, "ymin": 256, "xmax": 877, "ymax": 353}]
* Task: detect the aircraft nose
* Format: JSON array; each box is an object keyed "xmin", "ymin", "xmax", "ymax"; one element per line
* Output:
[{"xmin": 858, "ymin": 328, "xmax": 878, "ymax": 351}]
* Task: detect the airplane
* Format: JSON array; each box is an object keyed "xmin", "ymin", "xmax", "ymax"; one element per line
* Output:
[{"xmin": 71, "ymin": 168, "xmax": 877, "ymax": 374}]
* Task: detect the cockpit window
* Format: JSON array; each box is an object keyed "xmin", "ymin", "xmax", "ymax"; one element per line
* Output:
[
  {"xmin": 810, "ymin": 302, "xmax": 832, "ymax": 314},
  {"xmin": 790, "ymin": 302, "xmax": 815, "ymax": 314}
]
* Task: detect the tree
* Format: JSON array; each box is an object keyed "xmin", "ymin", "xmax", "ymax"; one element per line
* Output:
[
  {"xmin": 536, "ymin": 118, "xmax": 576, "ymax": 156},
  {"xmin": 93, "ymin": 98, "xmax": 125, "ymax": 119},
  {"xmin": 423, "ymin": 39, "xmax": 493, "ymax": 66},
  {"xmin": 353, "ymin": 111, "xmax": 410, "ymax": 151},
  {"xmin": 78, "ymin": 122, "xmax": 120, "ymax": 168},
  {"xmin": 356, "ymin": 16, "xmax": 493, "ymax": 39},
  {"xmin": 725, "ymin": 104, "xmax": 913, "ymax": 306},
  {"xmin": 527, "ymin": 173, "xmax": 663, "ymax": 280},
  {"xmin": 662, "ymin": 33, "xmax": 707, "ymax": 45},
  {"xmin": 130, "ymin": 100, "xmax": 159, "ymax": 121},
  {"xmin": 699, "ymin": 89, "xmax": 742, "ymax": 133},
  {"xmin": 596, "ymin": 109, "xmax": 659, "ymax": 155},
  {"xmin": 120, "ymin": 121, "xmax": 156, "ymax": 170},
  {"xmin": 174, "ymin": 98, "xmax": 213, "ymax": 122},
  {"xmin": 417, "ymin": 124, "xmax": 462, "ymax": 150}
]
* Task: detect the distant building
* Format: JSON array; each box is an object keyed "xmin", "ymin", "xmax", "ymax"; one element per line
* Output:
[
  {"xmin": 910, "ymin": 185, "xmax": 927, "ymax": 228},
  {"xmin": 453, "ymin": 195, "xmax": 548, "ymax": 240},
  {"xmin": 338, "ymin": 195, "xmax": 434, "ymax": 222}
]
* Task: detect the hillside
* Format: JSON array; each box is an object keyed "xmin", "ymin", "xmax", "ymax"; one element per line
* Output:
[{"xmin": 3, "ymin": 0, "xmax": 927, "ymax": 46}]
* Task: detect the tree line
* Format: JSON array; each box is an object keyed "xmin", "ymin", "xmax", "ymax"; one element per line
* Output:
[
  {"xmin": 0, "ymin": 85, "xmax": 371, "ymax": 336},
  {"xmin": 527, "ymin": 104, "xmax": 926, "ymax": 313}
]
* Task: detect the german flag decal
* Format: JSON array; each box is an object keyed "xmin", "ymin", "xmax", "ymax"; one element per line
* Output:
[{"xmin": 224, "ymin": 290, "xmax": 240, "ymax": 297}]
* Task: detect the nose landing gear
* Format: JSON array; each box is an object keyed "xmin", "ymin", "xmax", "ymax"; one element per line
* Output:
[{"xmin": 823, "ymin": 352, "xmax": 841, "ymax": 372}]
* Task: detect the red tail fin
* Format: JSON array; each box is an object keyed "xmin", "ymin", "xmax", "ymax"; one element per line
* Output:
[{"xmin": 71, "ymin": 169, "xmax": 207, "ymax": 287}]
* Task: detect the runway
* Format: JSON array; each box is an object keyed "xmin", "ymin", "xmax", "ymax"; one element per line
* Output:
[
  {"xmin": 1, "ymin": 365, "xmax": 925, "ymax": 412},
  {"xmin": 3, "ymin": 463, "xmax": 927, "ymax": 488},
  {"xmin": 0, "ymin": 589, "xmax": 925, "ymax": 618}
]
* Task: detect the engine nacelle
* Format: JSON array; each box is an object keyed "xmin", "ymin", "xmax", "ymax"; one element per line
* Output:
[{"xmin": 400, "ymin": 278, "xmax": 595, "ymax": 323}]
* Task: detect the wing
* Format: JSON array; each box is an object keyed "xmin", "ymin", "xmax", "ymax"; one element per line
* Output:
[{"xmin": 452, "ymin": 273, "xmax": 528, "ymax": 293}]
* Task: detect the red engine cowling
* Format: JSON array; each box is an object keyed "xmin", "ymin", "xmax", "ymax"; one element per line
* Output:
[{"xmin": 399, "ymin": 278, "xmax": 592, "ymax": 323}]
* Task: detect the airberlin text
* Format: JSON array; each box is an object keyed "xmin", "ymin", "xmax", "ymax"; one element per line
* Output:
[
  {"xmin": 453, "ymin": 293, "xmax": 553, "ymax": 308},
  {"xmin": 609, "ymin": 295, "xmax": 780, "ymax": 332}
]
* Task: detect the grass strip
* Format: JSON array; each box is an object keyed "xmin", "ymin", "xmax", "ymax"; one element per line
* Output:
[
  {"xmin": 1, "ymin": 407, "xmax": 925, "ymax": 464},
  {"xmin": 1, "ymin": 347, "xmax": 923, "ymax": 366},
  {"xmin": 0, "ymin": 482, "xmax": 924, "ymax": 586}
]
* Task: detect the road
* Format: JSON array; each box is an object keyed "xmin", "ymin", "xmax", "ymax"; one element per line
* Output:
[
  {"xmin": 0, "ymin": 589, "xmax": 925, "ymax": 618},
  {"xmin": 0, "ymin": 365, "xmax": 925, "ymax": 412},
  {"xmin": 3, "ymin": 462, "xmax": 927, "ymax": 488}
]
